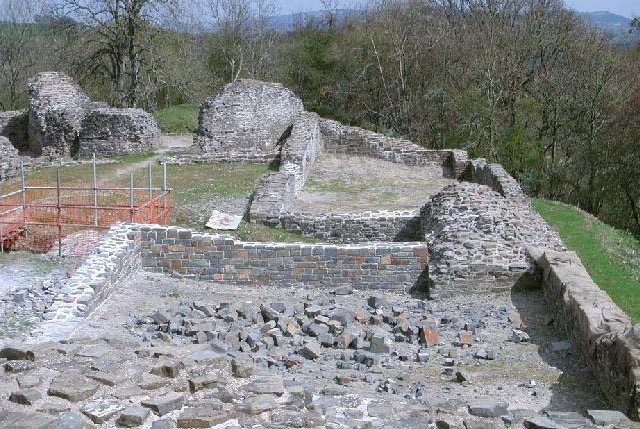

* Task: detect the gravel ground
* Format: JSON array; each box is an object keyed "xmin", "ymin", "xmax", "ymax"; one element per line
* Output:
[{"xmin": 0, "ymin": 271, "xmax": 613, "ymax": 429}]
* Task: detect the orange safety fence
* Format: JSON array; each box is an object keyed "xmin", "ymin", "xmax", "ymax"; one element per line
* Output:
[{"xmin": 0, "ymin": 165, "xmax": 172, "ymax": 254}]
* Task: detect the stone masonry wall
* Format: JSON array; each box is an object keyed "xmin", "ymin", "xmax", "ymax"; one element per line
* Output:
[
  {"xmin": 250, "ymin": 112, "xmax": 323, "ymax": 225},
  {"xmin": 135, "ymin": 224, "xmax": 429, "ymax": 291},
  {"xmin": 250, "ymin": 172, "xmax": 297, "ymax": 226},
  {"xmin": 464, "ymin": 158, "xmax": 526, "ymax": 201},
  {"xmin": 281, "ymin": 210, "xmax": 421, "ymax": 243},
  {"xmin": 422, "ymin": 182, "xmax": 564, "ymax": 295},
  {"xmin": 319, "ymin": 118, "xmax": 468, "ymax": 177},
  {"xmin": 531, "ymin": 248, "xmax": 640, "ymax": 419},
  {"xmin": 196, "ymin": 79, "xmax": 304, "ymax": 161},
  {"xmin": 78, "ymin": 108, "xmax": 160, "ymax": 157},
  {"xmin": 280, "ymin": 112, "xmax": 324, "ymax": 192},
  {"xmin": 0, "ymin": 110, "xmax": 29, "ymax": 152},
  {"xmin": 31, "ymin": 225, "xmax": 141, "ymax": 341},
  {"xmin": 0, "ymin": 136, "xmax": 21, "ymax": 181},
  {"xmin": 28, "ymin": 72, "xmax": 91, "ymax": 158}
]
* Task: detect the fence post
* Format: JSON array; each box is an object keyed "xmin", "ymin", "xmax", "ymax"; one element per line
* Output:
[
  {"xmin": 56, "ymin": 168, "xmax": 62, "ymax": 257},
  {"xmin": 20, "ymin": 161, "xmax": 26, "ymax": 241},
  {"xmin": 93, "ymin": 153, "xmax": 98, "ymax": 226},
  {"xmin": 130, "ymin": 173, "xmax": 134, "ymax": 223}
]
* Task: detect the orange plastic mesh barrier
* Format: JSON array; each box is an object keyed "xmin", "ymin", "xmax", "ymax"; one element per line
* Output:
[{"xmin": 0, "ymin": 165, "xmax": 172, "ymax": 254}]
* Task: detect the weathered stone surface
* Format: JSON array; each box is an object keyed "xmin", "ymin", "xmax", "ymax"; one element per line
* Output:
[
  {"xmin": 9, "ymin": 388, "xmax": 42, "ymax": 405},
  {"xmin": 176, "ymin": 408, "xmax": 233, "ymax": 428},
  {"xmin": 188, "ymin": 374, "xmax": 218, "ymax": 393},
  {"xmin": 0, "ymin": 411, "xmax": 57, "ymax": 429},
  {"xmin": 55, "ymin": 411, "xmax": 96, "ymax": 429},
  {"xmin": 78, "ymin": 108, "xmax": 159, "ymax": 158},
  {"xmin": 534, "ymin": 249, "xmax": 640, "ymax": 420},
  {"xmin": 17, "ymin": 375, "xmax": 42, "ymax": 388},
  {"xmin": 116, "ymin": 405, "xmax": 150, "ymax": 428},
  {"xmin": 4, "ymin": 360, "xmax": 35, "ymax": 372},
  {"xmin": 231, "ymin": 357, "xmax": 253, "ymax": 378},
  {"xmin": 236, "ymin": 395, "xmax": 278, "ymax": 415},
  {"xmin": 141, "ymin": 392, "xmax": 185, "ymax": 416},
  {"xmin": 468, "ymin": 399, "xmax": 509, "ymax": 417},
  {"xmin": 0, "ymin": 345, "xmax": 35, "ymax": 361},
  {"xmin": 47, "ymin": 375, "xmax": 100, "ymax": 402},
  {"xmin": 523, "ymin": 416, "xmax": 565, "ymax": 429},
  {"xmin": 28, "ymin": 72, "xmax": 91, "ymax": 158},
  {"xmin": 80, "ymin": 398, "xmax": 124, "ymax": 424},
  {"xmin": 196, "ymin": 79, "xmax": 303, "ymax": 161},
  {"xmin": 587, "ymin": 410, "xmax": 629, "ymax": 426}
]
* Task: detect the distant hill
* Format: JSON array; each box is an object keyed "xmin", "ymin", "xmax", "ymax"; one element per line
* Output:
[
  {"xmin": 267, "ymin": 9, "xmax": 361, "ymax": 32},
  {"xmin": 581, "ymin": 11, "xmax": 639, "ymax": 45}
]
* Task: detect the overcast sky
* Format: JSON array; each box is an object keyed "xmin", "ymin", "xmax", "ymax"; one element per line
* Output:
[{"xmin": 277, "ymin": 0, "xmax": 638, "ymax": 18}]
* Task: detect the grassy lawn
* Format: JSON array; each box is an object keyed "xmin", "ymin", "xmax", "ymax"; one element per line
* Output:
[
  {"xmin": 533, "ymin": 198, "xmax": 640, "ymax": 321},
  {"xmin": 154, "ymin": 104, "xmax": 199, "ymax": 134}
]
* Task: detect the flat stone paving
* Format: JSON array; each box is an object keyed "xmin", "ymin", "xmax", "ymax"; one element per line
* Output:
[
  {"xmin": 0, "ymin": 271, "xmax": 621, "ymax": 428},
  {"xmin": 295, "ymin": 154, "xmax": 455, "ymax": 214}
]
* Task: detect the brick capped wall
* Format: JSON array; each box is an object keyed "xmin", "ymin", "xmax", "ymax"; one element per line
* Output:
[{"xmin": 134, "ymin": 225, "xmax": 429, "ymax": 291}]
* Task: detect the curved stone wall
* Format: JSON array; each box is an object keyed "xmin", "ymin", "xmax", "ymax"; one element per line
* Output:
[
  {"xmin": 196, "ymin": 79, "xmax": 304, "ymax": 161},
  {"xmin": 28, "ymin": 72, "xmax": 91, "ymax": 158}
]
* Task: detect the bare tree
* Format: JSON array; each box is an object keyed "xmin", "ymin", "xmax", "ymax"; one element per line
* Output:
[
  {"xmin": 205, "ymin": 0, "xmax": 278, "ymax": 82},
  {"xmin": 0, "ymin": 0, "xmax": 45, "ymax": 109},
  {"xmin": 55, "ymin": 0, "xmax": 178, "ymax": 107}
]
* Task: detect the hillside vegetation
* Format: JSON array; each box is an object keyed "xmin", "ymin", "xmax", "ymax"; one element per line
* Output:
[
  {"xmin": 534, "ymin": 199, "xmax": 640, "ymax": 321},
  {"xmin": 2, "ymin": 0, "xmax": 640, "ymax": 239}
]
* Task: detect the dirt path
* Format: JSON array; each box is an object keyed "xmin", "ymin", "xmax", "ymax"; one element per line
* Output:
[{"xmin": 98, "ymin": 134, "xmax": 194, "ymax": 184}]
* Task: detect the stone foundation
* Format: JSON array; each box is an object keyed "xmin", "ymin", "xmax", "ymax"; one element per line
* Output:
[
  {"xmin": 422, "ymin": 182, "xmax": 564, "ymax": 295},
  {"xmin": 78, "ymin": 108, "xmax": 160, "ymax": 157},
  {"xmin": 319, "ymin": 118, "xmax": 467, "ymax": 177},
  {"xmin": 531, "ymin": 248, "xmax": 640, "ymax": 419},
  {"xmin": 196, "ymin": 79, "xmax": 304, "ymax": 160},
  {"xmin": 0, "ymin": 110, "xmax": 29, "ymax": 152},
  {"xmin": 32, "ymin": 226, "xmax": 141, "ymax": 341},
  {"xmin": 281, "ymin": 210, "xmax": 421, "ymax": 243},
  {"xmin": 280, "ymin": 112, "xmax": 324, "ymax": 192},
  {"xmin": 134, "ymin": 224, "xmax": 429, "ymax": 291}
]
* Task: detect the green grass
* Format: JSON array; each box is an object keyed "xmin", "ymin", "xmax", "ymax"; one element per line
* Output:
[
  {"xmin": 154, "ymin": 104, "xmax": 199, "ymax": 134},
  {"xmin": 235, "ymin": 223, "xmax": 317, "ymax": 243},
  {"xmin": 533, "ymin": 198, "xmax": 640, "ymax": 321}
]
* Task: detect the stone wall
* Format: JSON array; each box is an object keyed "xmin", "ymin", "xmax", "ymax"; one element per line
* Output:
[
  {"xmin": 282, "ymin": 210, "xmax": 421, "ymax": 243},
  {"xmin": 32, "ymin": 225, "xmax": 141, "ymax": 341},
  {"xmin": 196, "ymin": 79, "xmax": 304, "ymax": 161},
  {"xmin": 422, "ymin": 182, "xmax": 564, "ymax": 295},
  {"xmin": 0, "ymin": 111, "xmax": 29, "ymax": 152},
  {"xmin": 319, "ymin": 118, "xmax": 467, "ymax": 177},
  {"xmin": 135, "ymin": 224, "xmax": 429, "ymax": 291},
  {"xmin": 78, "ymin": 108, "xmax": 160, "ymax": 157},
  {"xmin": 464, "ymin": 158, "xmax": 526, "ymax": 201},
  {"xmin": 27, "ymin": 72, "xmax": 91, "ymax": 158},
  {"xmin": 531, "ymin": 249, "xmax": 640, "ymax": 419},
  {"xmin": 0, "ymin": 137, "xmax": 21, "ymax": 181},
  {"xmin": 250, "ymin": 172, "xmax": 297, "ymax": 226},
  {"xmin": 280, "ymin": 112, "xmax": 324, "ymax": 192}
]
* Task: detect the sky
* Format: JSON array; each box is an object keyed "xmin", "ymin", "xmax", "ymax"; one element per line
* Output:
[{"xmin": 277, "ymin": 0, "xmax": 638, "ymax": 18}]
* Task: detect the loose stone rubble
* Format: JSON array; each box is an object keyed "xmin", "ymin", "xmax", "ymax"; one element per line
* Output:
[{"xmin": 1, "ymin": 272, "xmax": 627, "ymax": 429}]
